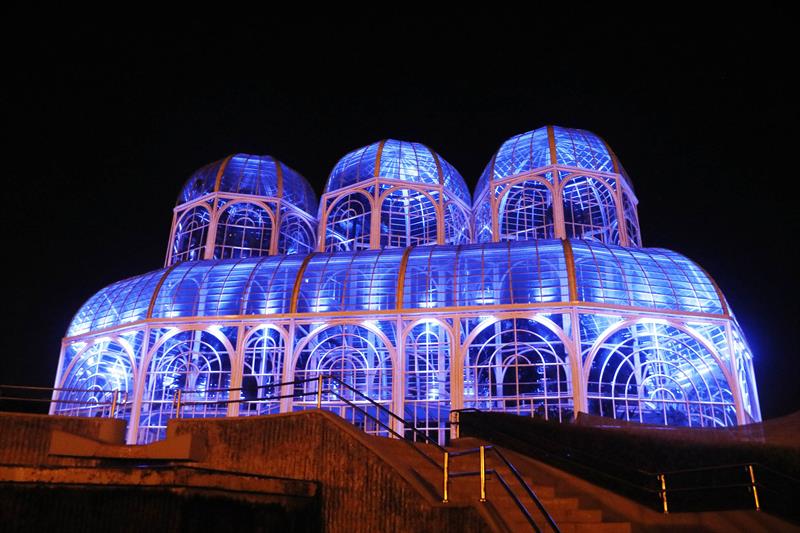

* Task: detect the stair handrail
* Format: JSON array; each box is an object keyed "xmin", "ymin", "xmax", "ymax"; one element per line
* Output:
[
  {"xmin": 1, "ymin": 384, "xmax": 129, "ymax": 416},
  {"xmin": 492, "ymin": 446, "xmax": 560, "ymax": 532},
  {"xmin": 454, "ymin": 408, "xmax": 798, "ymax": 516},
  {"xmin": 448, "ymin": 444, "xmax": 560, "ymax": 532},
  {"xmin": 175, "ymin": 375, "xmax": 446, "ymax": 471}
]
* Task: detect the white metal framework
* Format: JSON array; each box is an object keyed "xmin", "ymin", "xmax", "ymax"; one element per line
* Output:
[
  {"xmin": 320, "ymin": 140, "xmax": 473, "ymax": 251},
  {"xmin": 53, "ymin": 127, "xmax": 760, "ymax": 446},
  {"xmin": 167, "ymin": 154, "xmax": 318, "ymax": 265},
  {"xmin": 475, "ymin": 126, "xmax": 640, "ymax": 247}
]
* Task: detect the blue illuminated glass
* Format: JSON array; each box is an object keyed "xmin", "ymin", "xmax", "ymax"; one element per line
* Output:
[
  {"xmin": 178, "ymin": 154, "xmax": 318, "ymax": 215},
  {"xmin": 326, "ymin": 139, "xmax": 471, "ymax": 205},
  {"xmin": 67, "ymin": 239, "xmax": 725, "ymax": 336},
  {"xmin": 475, "ymin": 126, "xmax": 630, "ymax": 203},
  {"xmin": 571, "ymin": 241, "xmax": 723, "ymax": 314}
]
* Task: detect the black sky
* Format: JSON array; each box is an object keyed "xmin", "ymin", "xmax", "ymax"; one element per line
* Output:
[{"xmin": 3, "ymin": 10, "xmax": 797, "ymax": 418}]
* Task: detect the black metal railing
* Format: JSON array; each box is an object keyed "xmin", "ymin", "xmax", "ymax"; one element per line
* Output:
[
  {"xmin": 0, "ymin": 384, "xmax": 128, "ymax": 418},
  {"xmin": 454, "ymin": 408, "xmax": 800, "ymax": 521},
  {"xmin": 1, "ymin": 381, "xmax": 561, "ymax": 531},
  {"xmin": 447, "ymin": 444, "xmax": 559, "ymax": 533}
]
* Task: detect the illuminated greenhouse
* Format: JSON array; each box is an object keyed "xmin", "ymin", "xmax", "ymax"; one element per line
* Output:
[{"xmin": 52, "ymin": 128, "xmax": 761, "ymax": 445}]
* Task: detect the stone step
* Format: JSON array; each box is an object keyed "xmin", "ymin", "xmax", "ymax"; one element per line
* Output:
[
  {"xmin": 488, "ymin": 497, "xmax": 602, "ymax": 523},
  {"xmin": 540, "ymin": 507, "xmax": 602, "ymax": 523},
  {"xmin": 536, "ymin": 496, "xmax": 580, "ymax": 511},
  {"xmin": 518, "ymin": 481, "xmax": 556, "ymax": 499},
  {"xmin": 557, "ymin": 522, "xmax": 631, "ymax": 533}
]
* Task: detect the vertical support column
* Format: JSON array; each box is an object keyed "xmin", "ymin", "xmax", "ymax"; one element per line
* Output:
[
  {"xmin": 436, "ymin": 198, "xmax": 446, "ymax": 245},
  {"xmin": 552, "ymin": 171, "xmax": 567, "ymax": 239},
  {"xmin": 392, "ymin": 316, "xmax": 406, "ymax": 437},
  {"xmin": 370, "ymin": 185, "xmax": 381, "ymax": 249},
  {"xmin": 280, "ymin": 321, "xmax": 296, "ymax": 413},
  {"xmin": 450, "ymin": 318, "xmax": 463, "ymax": 442},
  {"xmin": 724, "ymin": 323, "xmax": 747, "ymax": 425},
  {"xmin": 569, "ymin": 309, "xmax": 587, "ymax": 415},
  {"xmin": 269, "ymin": 201, "xmax": 281, "ymax": 256},
  {"xmin": 126, "ymin": 326, "xmax": 150, "ymax": 444},
  {"xmin": 317, "ymin": 199, "xmax": 329, "ymax": 252},
  {"xmin": 490, "ymin": 186, "xmax": 500, "ymax": 242},
  {"xmin": 203, "ymin": 201, "xmax": 218, "ymax": 260},
  {"xmin": 614, "ymin": 178, "xmax": 629, "ymax": 247},
  {"xmin": 226, "ymin": 324, "xmax": 246, "ymax": 417}
]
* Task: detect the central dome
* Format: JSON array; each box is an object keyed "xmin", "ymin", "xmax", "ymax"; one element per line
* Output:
[{"xmin": 325, "ymin": 139, "xmax": 470, "ymax": 204}]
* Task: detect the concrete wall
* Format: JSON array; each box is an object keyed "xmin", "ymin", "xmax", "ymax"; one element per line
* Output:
[
  {"xmin": 168, "ymin": 410, "xmax": 488, "ymax": 533},
  {"xmin": 1, "ymin": 485, "xmax": 314, "ymax": 533},
  {"xmin": 0, "ymin": 411, "xmax": 489, "ymax": 532},
  {"xmin": 0, "ymin": 413, "xmax": 125, "ymax": 466}
]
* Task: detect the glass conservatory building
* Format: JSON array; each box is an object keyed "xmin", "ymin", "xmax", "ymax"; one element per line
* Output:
[{"xmin": 52, "ymin": 128, "xmax": 761, "ymax": 445}]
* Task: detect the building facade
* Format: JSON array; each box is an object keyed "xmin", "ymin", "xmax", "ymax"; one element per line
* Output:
[{"xmin": 52, "ymin": 127, "xmax": 761, "ymax": 445}]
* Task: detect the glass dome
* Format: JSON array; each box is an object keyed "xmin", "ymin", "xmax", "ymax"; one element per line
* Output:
[
  {"xmin": 178, "ymin": 153, "xmax": 318, "ymax": 215},
  {"xmin": 473, "ymin": 126, "xmax": 640, "ymax": 248},
  {"xmin": 169, "ymin": 154, "xmax": 319, "ymax": 265},
  {"xmin": 475, "ymin": 126, "xmax": 631, "ymax": 200},
  {"xmin": 325, "ymin": 139, "xmax": 470, "ymax": 205},
  {"xmin": 53, "ymin": 129, "xmax": 759, "ymax": 445}
]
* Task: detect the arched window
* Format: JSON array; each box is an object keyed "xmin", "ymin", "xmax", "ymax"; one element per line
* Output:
[
  {"xmin": 404, "ymin": 321, "xmax": 451, "ymax": 445},
  {"xmin": 561, "ymin": 176, "xmax": 618, "ymax": 244},
  {"xmin": 55, "ymin": 340, "xmax": 133, "ymax": 419},
  {"xmin": 214, "ymin": 202, "xmax": 273, "ymax": 259},
  {"xmin": 293, "ymin": 324, "xmax": 393, "ymax": 436},
  {"xmin": 586, "ymin": 322, "xmax": 736, "ymax": 427},
  {"xmin": 380, "ymin": 188, "xmax": 438, "ymax": 248},
  {"xmin": 325, "ymin": 192, "xmax": 372, "ymax": 252},
  {"xmin": 277, "ymin": 209, "xmax": 315, "ymax": 255},
  {"xmin": 463, "ymin": 318, "xmax": 572, "ymax": 421},
  {"xmin": 240, "ymin": 327, "xmax": 286, "ymax": 416},
  {"xmin": 171, "ymin": 205, "xmax": 211, "ymax": 263},
  {"xmin": 138, "ymin": 330, "xmax": 232, "ymax": 443},
  {"xmin": 498, "ymin": 180, "xmax": 555, "ymax": 241}
]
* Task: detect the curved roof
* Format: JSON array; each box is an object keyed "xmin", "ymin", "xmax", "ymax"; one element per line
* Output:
[
  {"xmin": 178, "ymin": 153, "xmax": 318, "ymax": 215},
  {"xmin": 475, "ymin": 126, "xmax": 631, "ymax": 201},
  {"xmin": 325, "ymin": 139, "xmax": 471, "ymax": 204},
  {"xmin": 67, "ymin": 240, "xmax": 727, "ymax": 337}
]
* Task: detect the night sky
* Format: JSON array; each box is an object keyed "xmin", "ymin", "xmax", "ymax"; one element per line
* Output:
[{"xmin": 3, "ymin": 11, "xmax": 797, "ymax": 419}]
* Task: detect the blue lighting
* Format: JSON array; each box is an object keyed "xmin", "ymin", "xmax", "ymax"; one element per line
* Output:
[{"xmin": 55, "ymin": 125, "xmax": 760, "ymax": 444}]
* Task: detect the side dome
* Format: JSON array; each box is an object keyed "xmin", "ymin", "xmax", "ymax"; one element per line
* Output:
[
  {"xmin": 168, "ymin": 154, "xmax": 318, "ymax": 265},
  {"xmin": 178, "ymin": 153, "xmax": 318, "ymax": 214},
  {"xmin": 474, "ymin": 126, "xmax": 640, "ymax": 248},
  {"xmin": 321, "ymin": 139, "xmax": 472, "ymax": 251}
]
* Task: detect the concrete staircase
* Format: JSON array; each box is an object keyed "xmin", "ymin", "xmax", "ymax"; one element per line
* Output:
[{"xmin": 367, "ymin": 434, "xmax": 631, "ymax": 532}]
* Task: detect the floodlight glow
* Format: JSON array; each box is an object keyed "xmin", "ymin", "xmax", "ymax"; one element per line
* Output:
[{"xmin": 52, "ymin": 125, "xmax": 761, "ymax": 446}]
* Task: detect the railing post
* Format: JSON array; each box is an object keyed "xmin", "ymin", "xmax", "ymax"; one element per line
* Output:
[
  {"xmin": 173, "ymin": 389, "xmax": 182, "ymax": 419},
  {"xmin": 480, "ymin": 445, "xmax": 487, "ymax": 502},
  {"xmin": 443, "ymin": 451, "xmax": 449, "ymax": 503},
  {"xmin": 747, "ymin": 464, "xmax": 761, "ymax": 511},
  {"xmin": 110, "ymin": 390, "xmax": 119, "ymax": 418},
  {"xmin": 316, "ymin": 375, "xmax": 323, "ymax": 409},
  {"xmin": 452, "ymin": 410, "xmax": 460, "ymax": 439},
  {"xmin": 659, "ymin": 473, "xmax": 669, "ymax": 514}
]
